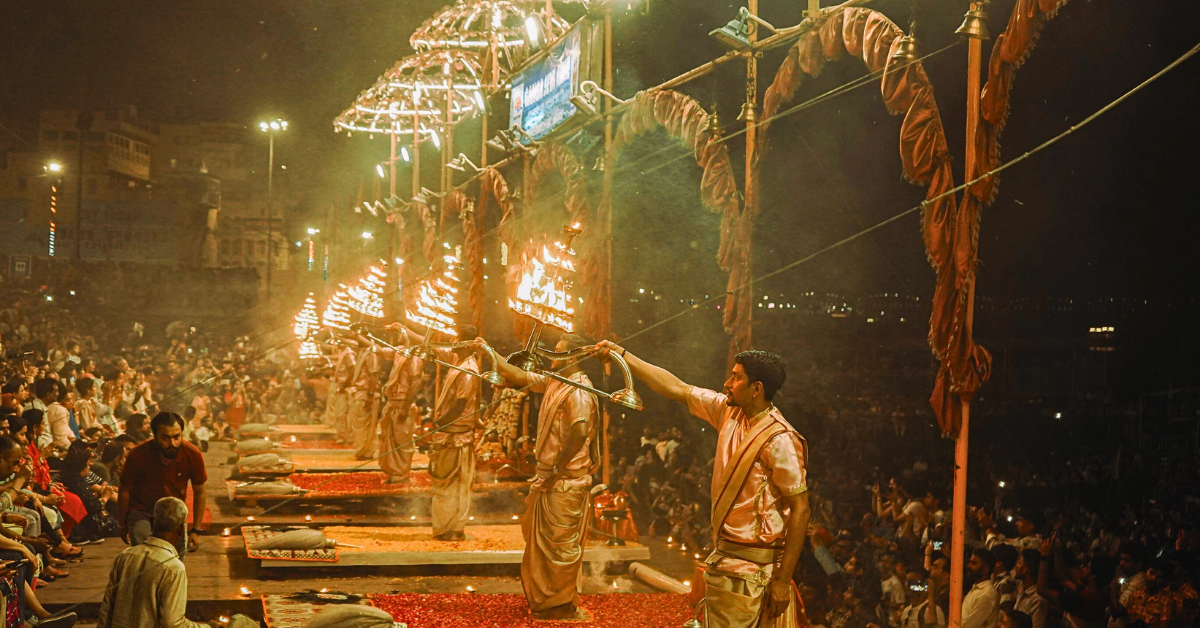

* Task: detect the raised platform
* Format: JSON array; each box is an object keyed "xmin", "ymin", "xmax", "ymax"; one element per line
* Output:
[
  {"xmin": 242, "ymin": 524, "xmax": 650, "ymax": 569},
  {"xmin": 236, "ymin": 449, "xmax": 432, "ymax": 475},
  {"xmin": 262, "ymin": 592, "xmax": 691, "ymax": 628},
  {"xmin": 227, "ymin": 471, "xmax": 528, "ymax": 513}
]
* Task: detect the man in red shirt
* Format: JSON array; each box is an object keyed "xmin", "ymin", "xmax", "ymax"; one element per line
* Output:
[{"xmin": 117, "ymin": 412, "xmax": 207, "ymax": 554}]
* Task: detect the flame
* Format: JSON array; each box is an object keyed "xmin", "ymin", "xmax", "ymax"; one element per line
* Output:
[
  {"xmin": 298, "ymin": 340, "xmax": 321, "ymax": 361},
  {"xmin": 404, "ymin": 256, "xmax": 462, "ymax": 335},
  {"xmin": 347, "ymin": 264, "xmax": 388, "ymax": 318},
  {"xmin": 509, "ymin": 251, "xmax": 575, "ymax": 332},
  {"xmin": 294, "ymin": 294, "xmax": 320, "ymax": 340},
  {"xmin": 321, "ymin": 288, "xmax": 353, "ymax": 331}
]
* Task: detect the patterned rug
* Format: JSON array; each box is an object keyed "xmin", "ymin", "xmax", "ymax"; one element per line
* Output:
[{"xmin": 240, "ymin": 526, "xmax": 338, "ymax": 562}]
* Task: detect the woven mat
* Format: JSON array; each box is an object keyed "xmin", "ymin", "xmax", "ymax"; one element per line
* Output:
[{"xmin": 241, "ymin": 526, "xmax": 338, "ymax": 562}]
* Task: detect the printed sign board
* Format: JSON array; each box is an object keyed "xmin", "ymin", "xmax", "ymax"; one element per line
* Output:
[{"xmin": 508, "ymin": 19, "xmax": 602, "ymax": 141}]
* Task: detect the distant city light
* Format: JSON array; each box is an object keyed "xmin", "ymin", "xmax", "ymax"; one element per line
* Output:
[
  {"xmin": 376, "ymin": 164, "xmax": 386, "ymax": 178},
  {"xmin": 362, "ymin": 231, "xmax": 373, "ymax": 239}
]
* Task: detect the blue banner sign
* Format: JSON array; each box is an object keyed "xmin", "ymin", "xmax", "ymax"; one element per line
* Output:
[{"xmin": 509, "ymin": 27, "xmax": 583, "ymax": 141}]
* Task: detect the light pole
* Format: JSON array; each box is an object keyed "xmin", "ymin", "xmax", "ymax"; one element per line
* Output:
[
  {"xmin": 258, "ymin": 118, "xmax": 288, "ymax": 296},
  {"xmin": 44, "ymin": 161, "xmax": 64, "ymax": 258}
]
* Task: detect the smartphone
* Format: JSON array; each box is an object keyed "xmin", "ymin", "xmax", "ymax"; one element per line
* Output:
[
  {"xmin": 909, "ymin": 580, "xmax": 929, "ymax": 593},
  {"xmin": 933, "ymin": 541, "xmax": 944, "ymax": 550}
]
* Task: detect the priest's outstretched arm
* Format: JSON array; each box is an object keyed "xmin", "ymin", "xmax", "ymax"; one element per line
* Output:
[{"xmin": 590, "ymin": 341, "xmax": 689, "ymax": 405}]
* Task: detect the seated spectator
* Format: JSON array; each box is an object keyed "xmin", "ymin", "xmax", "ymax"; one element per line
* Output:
[
  {"xmin": 97, "ymin": 497, "xmax": 210, "ymax": 628},
  {"xmin": 1124, "ymin": 560, "xmax": 1186, "ymax": 628},
  {"xmin": 964, "ymin": 547, "xmax": 1001, "ymax": 628},
  {"xmin": 79, "ymin": 427, "xmax": 104, "ymax": 445},
  {"xmin": 1001, "ymin": 610, "xmax": 1034, "ymax": 628},
  {"xmin": 92, "ymin": 442, "xmax": 127, "ymax": 486},
  {"xmin": 5, "ymin": 414, "xmax": 83, "ymax": 560},
  {"xmin": 1014, "ymin": 549, "xmax": 1050, "ymax": 628},
  {"xmin": 1110, "ymin": 543, "xmax": 1148, "ymax": 628},
  {"xmin": 60, "ymin": 443, "xmax": 117, "ymax": 543},
  {"xmin": 122, "ymin": 413, "xmax": 151, "ymax": 442},
  {"xmin": 1037, "ymin": 539, "xmax": 1109, "ymax": 628}
]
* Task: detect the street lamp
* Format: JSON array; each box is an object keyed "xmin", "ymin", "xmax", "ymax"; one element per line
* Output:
[
  {"xmin": 258, "ymin": 118, "xmax": 288, "ymax": 296},
  {"xmin": 44, "ymin": 161, "xmax": 64, "ymax": 258}
]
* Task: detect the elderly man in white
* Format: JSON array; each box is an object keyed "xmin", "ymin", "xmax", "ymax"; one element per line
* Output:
[{"xmin": 99, "ymin": 497, "xmax": 252, "ymax": 628}]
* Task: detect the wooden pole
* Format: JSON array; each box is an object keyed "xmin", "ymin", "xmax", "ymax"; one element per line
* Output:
[
  {"xmin": 948, "ymin": 4, "xmax": 987, "ymax": 627},
  {"xmin": 601, "ymin": 8, "xmax": 615, "ymax": 487},
  {"xmin": 412, "ymin": 112, "xmax": 422, "ymax": 201}
]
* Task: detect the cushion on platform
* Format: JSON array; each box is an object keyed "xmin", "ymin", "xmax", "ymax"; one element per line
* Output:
[
  {"xmin": 236, "ymin": 439, "xmax": 281, "ymax": 454},
  {"xmin": 250, "ymin": 528, "xmax": 331, "ymax": 550},
  {"xmin": 239, "ymin": 453, "xmax": 285, "ymax": 469},
  {"xmin": 304, "ymin": 604, "xmax": 396, "ymax": 628},
  {"xmin": 238, "ymin": 481, "xmax": 306, "ymax": 496}
]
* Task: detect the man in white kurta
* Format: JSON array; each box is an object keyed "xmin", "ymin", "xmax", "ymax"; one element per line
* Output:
[{"xmin": 593, "ymin": 342, "xmax": 810, "ymax": 628}]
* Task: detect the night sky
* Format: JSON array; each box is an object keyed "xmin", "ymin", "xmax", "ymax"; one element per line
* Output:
[{"xmin": 4, "ymin": 0, "xmax": 1199, "ymax": 304}]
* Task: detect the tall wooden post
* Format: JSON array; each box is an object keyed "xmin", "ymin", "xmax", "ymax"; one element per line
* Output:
[
  {"xmin": 948, "ymin": 4, "xmax": 989, "ymax": 628},
  {"xmin": 600, "ymin": 8, "xmax": 615, "ymax": 487},
  {"xmin": 412, "ymin": 113, "xmax": 422, "ymax": 201}
]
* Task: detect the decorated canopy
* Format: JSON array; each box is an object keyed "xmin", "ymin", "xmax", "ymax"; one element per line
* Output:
[
  {"xmin": 334, "ymin": 49, "xmax": 487, "ymax": 136},
  {"xmin": 409, "ymin": 0, "xmax": 571, "ymax": 83}
]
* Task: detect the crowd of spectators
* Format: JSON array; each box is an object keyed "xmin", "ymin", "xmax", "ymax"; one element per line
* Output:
[
  {"xmin": 0, "ymin": 265, "xmax": 319, "ymax": 627},
  {"xmin": 603, "ymin": 345, "xmax": 1200, "ymax": 628},
  {"xmin": 4, "ymin": 262, "xmax": 1200, "ymax": 628}
]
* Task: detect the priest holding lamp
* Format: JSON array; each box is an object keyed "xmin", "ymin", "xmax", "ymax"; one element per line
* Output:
[
  {"xmin": 591, "ymin": 341, "xmax": 810, "ymax": 628},
  {"xmin": 483, "ymin": 333, "xmax": 601, "ymax": 621}
]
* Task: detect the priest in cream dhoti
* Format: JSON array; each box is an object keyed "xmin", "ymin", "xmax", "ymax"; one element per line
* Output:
[
  {"xmin": 486, "ymin": 334, "xmax": 600, "ymax": 621},
  {"xmin": 593, "ymin": 342, "xmax": 810, "ymax": 628},
  {"xmin": 324, "ymin": 345, "xmax": 357, "ymax": 444},
  {"xmin": 360, "ymin": 326, "xmax": 424, "ymax": 484},
  {"xmin": 427, "ymin": 325, "xmax": 483, "ymax": 541},
  {"xmin": 348, "ymin": 343, "xmax": 383, "ymax": 461}
]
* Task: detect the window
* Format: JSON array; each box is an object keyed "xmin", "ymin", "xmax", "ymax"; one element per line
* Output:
[
  {"xmin": 42, "ymin": 131, "xmax": 60, "ymax": 142},
  {"xmin": 61, "ymin": 131, "xmax": 78, "ymax": 141},
  {"xmin": 232, "ymin": 240, "xmax": 242, "ymax": 255},
  {"xmin": 256, "ymin": 241, "xmax": 266, "ymax": 256}
]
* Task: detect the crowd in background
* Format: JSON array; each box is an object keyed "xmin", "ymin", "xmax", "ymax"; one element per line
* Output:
[
  {"xmin": 0, "ymin": 267, "xmax": 319, "ymax": 628},
  {"xmin": 3, "ymin": 263, "xmax": 1200, "ymax": 628},
  {"xmin": 603, "ymin": 349, "xmax": 1200, "ymax": 628}
]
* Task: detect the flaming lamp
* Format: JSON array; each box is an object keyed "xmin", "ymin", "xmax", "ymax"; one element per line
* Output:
[
  {"xmin": 347, "ymin": 263, "xmax": 388, "ymax": 319},
  {"xmin": 295, "ymin": 293, "xmax": 323, "ymax": 361},
  {"xmin": 321, "ymin": 288, "xmax": 353, "ymax": 331},
  {"xmin": 405, "ymin": 254, "xmax": 464, "ymax": 338}
]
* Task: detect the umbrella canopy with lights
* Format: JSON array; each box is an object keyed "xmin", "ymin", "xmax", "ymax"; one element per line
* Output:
[
  {"xmin": 334, "ymin": 49, "xmax": 487, "ymax": 137},
  {"xmin": 410, "ymin": 0, "xmax": 571, "ymax": 85}
]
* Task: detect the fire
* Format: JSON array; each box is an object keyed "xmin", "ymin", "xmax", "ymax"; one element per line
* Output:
[
  {"xmin": 321, "ymin": 288, "xmax": 353, "ymax": 331},
  {"xmin": 293, "ymin": 294, "xmax": 320, "ymax": 339},
  {"xmin": 347, "ymin": 264, "xmax": 388, "ymax": 318},
  {"xmin": 509, "ymin": 249, "xmax": 575, "ymax": 332},
  {"xmin": 405, "ymin": 255, "xmax": 462, "ymax": 335}
]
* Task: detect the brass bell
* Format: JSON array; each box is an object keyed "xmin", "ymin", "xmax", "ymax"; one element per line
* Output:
[
  {"xmin": 955, "ymin": 3, "xmax": 991, "ymax": 40},
  {"xmin": 890, "ymin": 33, "xmax": 918, "ymax": 65},
  {"xmin": 737, "ymin": 101, "xmax": 756, "ymax": 124},
  {"xmin": 706, "ymin": 108, "xmax": 722, "ymax": 138}
]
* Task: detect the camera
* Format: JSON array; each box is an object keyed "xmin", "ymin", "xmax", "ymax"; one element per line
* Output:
[{"xmin": 909, "ymin": 580, "xmax": 929, "ymax": 593}]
